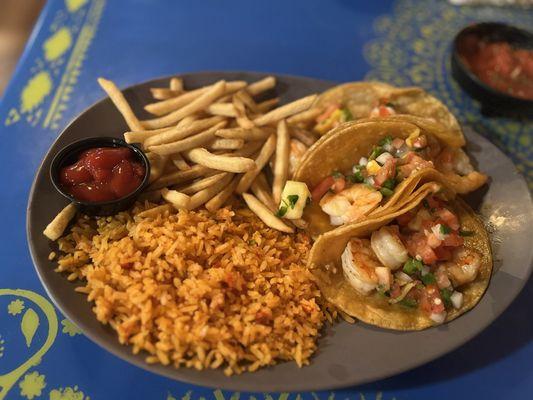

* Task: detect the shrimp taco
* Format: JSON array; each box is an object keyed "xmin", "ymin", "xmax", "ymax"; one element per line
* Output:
[
  {"xmin": 292, "ymin": 119, "xmax": 487, "ymax": 236},
  {"xmin": 312, "ymin": 82, "xmax": 463, "ymax": 146},
  {"xmin": 307, "ymin": 184, "xmax": 492, "ymax": 330}
]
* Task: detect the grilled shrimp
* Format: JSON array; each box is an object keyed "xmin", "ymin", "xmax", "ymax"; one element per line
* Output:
[
  {"xmin": 342, "ymin": 238, "xmax": 389, "ymax": 294},
  {"xmin": 443, "ymin": 248, "xmax": 481, "ymax": 287},
  {"xmin": 370, "ymin": 226, "xmax": 409, "ymax": 270},
  {"xmin": 288, "ymin": 139, "xmax": 308, "ymax": 177},
  {"xmin": 320, "ymin": 184, "xmax": 383, "ymax": 225}
]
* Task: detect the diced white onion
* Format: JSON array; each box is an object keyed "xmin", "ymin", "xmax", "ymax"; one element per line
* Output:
[
  {"xmin": 431, "ymin": 224, "xmax": 446, "ymax": 240},
  {"xmin": 395, "ymin": 271, "xmax": 413, "ymax": 284},
  {"xmin": 376, "ymin": 152, "xmax": 393, "ymax": 165},
  {"xmin": 366, "ymin": 176, "xmax": 375, "ymax": 186},
  {"xmin": 451, "ymin": 291, "xmax": 464, "ymax": 309},
  {"xmin": 330, "ymin": 215, "xmax": 344, "ymax": 226},
  {"xmin": 430, "ymin": 312, "xmax": 447, "ymax": 324},
  {"xmin": 383, "ymin": 143, "xmax": 393, "ymax": 152},
  {"xmin": 420, "ymin": 265, "xmax": 430, "ymax": 276},
  {"xmin": 358, "ymin": 157, "xmax": 368, "ymax": 166}
]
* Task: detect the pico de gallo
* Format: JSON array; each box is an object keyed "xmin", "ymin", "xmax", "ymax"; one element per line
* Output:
[
  {"xmin": 308, "ymin": 130, "xmax": 475, "ymax": 226},
  {"xmin": 341, "ymin": 194, "xmax": 480, "ymax": 324}
]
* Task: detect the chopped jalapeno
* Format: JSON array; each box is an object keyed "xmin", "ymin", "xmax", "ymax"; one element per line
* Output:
[
  {"xmin": 398, "ymin": 298, "xmax": 418, "ymax": 308},
  {"xmin": 382, "ymin": 178, "xmax": 396, "ymax": 190},
  {"xmin": 385, "ymin": 102, "xmax": 394, "ymax": 108},
  {"xmin": 459, "ymin": 230, "xmax": 474, "ymax": 237},
  {"xmin": 380, "ymin": 187, "xmax": 394, "ymax": 197},
  {"xmin": 369, "ymin": 146, "xmax": 384, "ymax": 160},
  {"xmin": 421, "ymin": 272, "xmax": 437, "ymax": 285},
  {"xmin": 403, "ymin": 258, "xmax": 423, "ymax": 275},
  {"xmin": 378, "ymin": 135, "xmax": 393, "ymax": 147},
  {"xmin": 439, "ymin": 224, "xmax": 451, "ymax": 235},
  {"xmin": 248, "ymin": 239, "xmax": 257, "ymax": 246},
  {"xmin": 440, "ymin": 288, "xmax": 453, "ymax": 308},
  {"xmin": 340, "ymin": 108, "xmax": 353, "ymax": 122},
  {"xmin": 422, "ymin": 199, "xmax": 430, "ymax": 208},
  {"xmin": 287, "ymin": 194, "xmax": 299, "ymax": 208},
  {"xmin": 331, "ymin": 170, "xmax": 343, "ymax": 179}
]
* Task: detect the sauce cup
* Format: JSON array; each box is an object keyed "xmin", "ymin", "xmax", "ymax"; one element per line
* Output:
[{"xmin": 50, "ymin": 137, "xmax": 150, "ymax": 216}]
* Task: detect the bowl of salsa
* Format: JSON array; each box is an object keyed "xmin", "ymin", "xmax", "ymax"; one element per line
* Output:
[
  {"xmin": 451, "ymin": 22, "xmax": 533, "ymax": 115},
  {"xmin": 50, "ymin": 137, "xmax": 150, "ymax": 216}
]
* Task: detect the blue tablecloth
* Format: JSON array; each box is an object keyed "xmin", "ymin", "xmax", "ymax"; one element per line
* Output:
[{"xmin": 0, "ymin": 1, "xmax": 531, "ymax": 399}]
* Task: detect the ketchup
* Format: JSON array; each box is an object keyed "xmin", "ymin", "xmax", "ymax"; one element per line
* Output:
[
  {"xmin": 458, "ymin": 34, "xmax": 533, "ymax": 100},
  {"xmin": 59, "ymin": 147, "xmax": 145, "ymax": 202}
]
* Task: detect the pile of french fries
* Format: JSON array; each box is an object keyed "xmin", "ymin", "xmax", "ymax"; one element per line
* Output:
[{"xmin": 95, "ymin": 75, "xmax": 323, "ymax": 233}]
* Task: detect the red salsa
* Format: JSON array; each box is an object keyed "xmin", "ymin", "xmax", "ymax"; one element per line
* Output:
[
  {"xmin": 59, "ymin": 147, "xmax": 145, "ymax": 202},
  {"xmin": 458, "ymin": 34, "xmax": 533, "ymax": 100}
]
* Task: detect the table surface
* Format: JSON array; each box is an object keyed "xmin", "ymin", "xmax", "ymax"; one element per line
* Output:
[{"xmin": 0, "ymin": 0, "xmax": 532, "ymax": 399}]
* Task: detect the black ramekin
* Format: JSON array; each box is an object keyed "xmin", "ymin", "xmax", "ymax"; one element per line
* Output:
[
  {"xmin": 451, "ymin": 22, "xmax": 533, "ymax": 116},
  {"xmin": 50, "ymin": 137, "xmax": 150, "ymax": 216}
]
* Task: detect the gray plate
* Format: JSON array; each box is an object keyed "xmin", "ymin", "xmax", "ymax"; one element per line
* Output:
[{"xmin": 27, "ymin": 71, "xmax": 533, "ymax": 392}]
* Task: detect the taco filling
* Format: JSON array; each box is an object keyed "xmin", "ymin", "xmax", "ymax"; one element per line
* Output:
[
  {"xmin": 310, "ymin": 132, "xmax": 476, "ymax": 226},
  {"xmin": 341, "ymin": 194, "xmax": 480, "ymax": 324}
]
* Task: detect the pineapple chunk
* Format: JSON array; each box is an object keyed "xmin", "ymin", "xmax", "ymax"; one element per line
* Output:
[
  {"xmin": 278, "ymin": 181, "xmax": 311, "ymax": 219},
  {"xmin": 405, "ymin": 128, "xmax": 421, "ymax": 148}
]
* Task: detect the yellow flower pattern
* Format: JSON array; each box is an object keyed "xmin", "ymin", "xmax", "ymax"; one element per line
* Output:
[{"xmin": 7, "ymin": 299, "xmax": 24, "ymax": 316}]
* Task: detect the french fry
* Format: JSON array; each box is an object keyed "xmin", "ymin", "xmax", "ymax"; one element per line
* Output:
[
  {"xmin": 272, "ymin": 120, "xmax": 290, "ymax": 204},
  {"xmin": 43, "ymin": 203, "xmax": 77, "ymax": 241},
  {"xmin": 169, "ymin": 77, "xmax": 183, "ymax": 92},
  {"xmin": 236, "ymin": 133, "xmax": 276, "ymax": 194},
  {"xmin": 251, "ymin": 173, "xmax": 277, "ymax": 212},
  {"xmin": 150, "ymin": 88, "xmax": 180, "ymax": 100},
  {"xmin": 205, "ymin": 175, "xmax": 240, "ymax": 212},
  {"xmin": 257, "ymin": 98, "xmax": 280, "ymax": 113},
  {"xmin": 124, "ymin": 126, "xmax": 173, "ymax": 144},
  {"xmin": 148, "ymin": 121, "xmax": 227, "ymax": 155},
  {"xmin": 161, "ymin": 188, "xmax": 190, "ymax": 210},
  {"xmin": 235, "ymin": 90, "xmax": 260, "ymax": 113},
  {"xmin": 141, "ymin": 81, "xmax": 226, "ymax": 129},
  {"xmin": 188, "ymin": 173, "xmax": 233, "ymax": 209},
  {"xmin": 253, "ymin": 94, "xmax": 317, "ymax": 126},
  {"xmin": 247, "ymin": 76, "xmax": 276, "ymax": 96},
  {"xmin": 178, "ymin": 172, "xmax": 228, "ymax": 195},
  {"xmin": 290, "ymin": 127, "xmax": 318, "ymax": 147},
  {"xmin": 146, "ymin": 152, "xmax": 168, "ymax": 183},
  {"xmin": 208, "ymin": 138, "xmax": 244, "ymax": 150},
  {"xmin": 233, "ymin": 94, "xmax": 254, "ymax": 129},
  {"xmin": 230, "ymin": 140, "xmax": 264, "ymax": 158},
  {"xmin": 287, "ymin": 108, "xmax": 321, "ymax": 125},
  {"xmin": 215, "ymin": 127, "xmax": 272, "ymax": 141},
  {"xmin": 144, "ymin": 116, "xmax": 225, "ymax": 147},
  {"xmin": 147, "ymin": 164, "xmax": 212, "ymax": 190},
  {"xmin": 186, "ymin": 148, "xmax": 256, "ymax": 173},
  {"xmin": 144, "ymin": 81, "xmax": 246, "ymax": 116},
  {"xmin": 97, "ymin": 78, "xmax": 144, "ymax": 131},
  {"xmin": 170, "ymin": 153, "xmax": 190, "ymax": 171},
  {"xmin": 176, "ymin": 115, "xmax": 199, "ymax": 128},
  {"xmin": 207, "ymin": 103, "xmax": 237, "ymax": 117},
  {"xmin": 242, "ymin": 193, "xmax": 293, "ymax": 233},
  {"xmin": 135, "ymin": 204, "xmax": 172, "ymax": 219}
]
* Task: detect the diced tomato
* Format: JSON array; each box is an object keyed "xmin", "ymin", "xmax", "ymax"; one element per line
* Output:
[
  {"xmin": 374, "ymin": 158, "xmax": 397, "ymax": 187},
  {"xmin": 311, "ymin": 176, "xmax": 336, "ymax": 202},
  {"xmin": 442, "ymin": 232, "xmax": 464, "ymax": 247},
  {"xmin": 390, "ymin": 282, "xmax": 401, "ymax": 298},
  {"xmin": 426, "ymin": 232, "xmax": 442, "ymax": 249},
  {"xmin": 425, "ymin": 284, "xmax": 445, "ymax": 314},
  {"xmin": 426, "ymin": 195, "xmax": 444, "ymax": 210},
  {"xmin": 405, "ymin": 232, "xmax": 438, "ymax": 265},
  {"xmin": 332, "ymin": 176, "xmax": 346, "ymax": 193},
  {"xmin": 435, "ymin": 208, "xmax": 460, "ymax": 230},
  {"xmin": 316, "ymin": 103, "xmax": 340, "ymax": 122},
  {"xmin": 396, "ymin": 210, "xmax": 415, "ymax": 226},
  {"xmin": 378, "ymin": 105, "xmax": 392, "ymax": 117},
  {"xmin": 434, "ymin": 246, "xmax": 453, "ymax": 261},
  {"xmin": 392, "ymin": 137, "xmax": 405, "ymax": 149}
]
